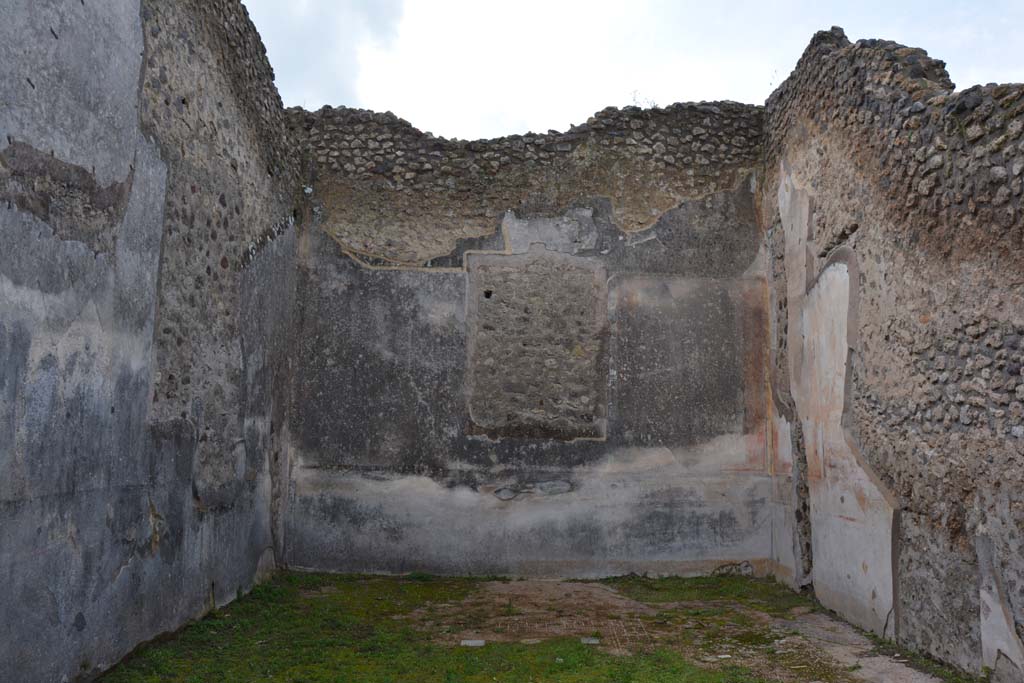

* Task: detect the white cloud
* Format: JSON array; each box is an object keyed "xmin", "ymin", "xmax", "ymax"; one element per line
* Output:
[
  {"xmin": 244, "ymin": 0, "xmax": 1024, "ymax": 139},
  {"xmin": 241, "ymin": 0, "xmax": 403, "ymax": 109}
]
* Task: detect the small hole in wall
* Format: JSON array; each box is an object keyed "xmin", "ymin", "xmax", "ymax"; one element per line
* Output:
[{"xmin": 483, "ymin": 290, "xmax": 493, "ymax": 299}]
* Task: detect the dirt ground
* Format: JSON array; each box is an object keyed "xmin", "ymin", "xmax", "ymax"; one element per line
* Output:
[
  {"xmin": 103, "ymin": 573, "xmax": 978, "ymax": 683},
  {"xmin": 401, "ymin": 579, "xmax": 944, "ymax": 683}
]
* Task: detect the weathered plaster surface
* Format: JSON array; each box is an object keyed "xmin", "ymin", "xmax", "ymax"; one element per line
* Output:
[
  {"xmin": 1, "ymin": 2, "xmax": 297, "ymax": 680},
  {"xmin": 764, "ymin": 27, "xmax": 1024, "ymax": 673},
  {"xmin": 285, "ymin": 175, "xmax": 774, "ymax": 577},
  {"xmin": 800, "ymin": 261, "xmax": 895, "ymax": 635},
  {"xmin": 767, "ymin": 408, "xmax": 806, "ymax": 588},
  {"xmin": 288, "ymin": 454, "xmax": 773, "ymax": 577},
  {"xmin": 5, "ymin": 6, "xmax": 1023, "ymax": 679},
  {"xmin": 777, "ymin": 173, "xmax": 896, "ymax": 635}
]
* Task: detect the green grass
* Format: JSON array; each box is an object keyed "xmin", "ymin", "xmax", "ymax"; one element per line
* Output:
[
  {"xmin": 601, "ymin": 574, "xmax": 815, "ymax": 616},
  {"xmin": 97, "ymin": 572, "xmax": 980, "ymax": 683},
  {"xmin": 100, "ymin": 573, "xmax": 769, "ymax": 683}
]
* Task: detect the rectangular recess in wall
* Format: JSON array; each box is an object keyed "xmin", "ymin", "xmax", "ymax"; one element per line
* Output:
[{"xmin": 465, "ymin": 246, "xmax": 608, "ymax": 440}]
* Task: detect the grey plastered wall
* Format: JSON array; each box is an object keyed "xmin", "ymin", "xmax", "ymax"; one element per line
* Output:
[
  {"xmin": 285, "ymin": 177, "xmax": 779, "ymax": 577},
  {"xmin": 0, "ymin": 1, "xmax": 298, "ymax": 681}
]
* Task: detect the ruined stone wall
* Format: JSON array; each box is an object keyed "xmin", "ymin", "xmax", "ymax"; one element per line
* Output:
[
  {"xmin": 284, "ymin": 103, "xmax": 761, "ymax": 265},
  {"xmin": 283, "ymin": 103, "xmax": 785, "ymax": 577},
  {"xmin": 0, "ymin": 1, "xmax": 299, "ymax": 680},
  {"xmin": 763, "ymin": 27, "xmax": 1024, "ymax": 678},
  {"xmin": 6, "ymin": 4, "xmax": 1019, "ymax": 678}
]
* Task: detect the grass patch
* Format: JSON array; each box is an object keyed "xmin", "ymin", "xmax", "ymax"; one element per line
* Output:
[
  {"xmin": 601, "ymin": 574, "xmax": 815, "ymax": 616},
  {"xmin": 97, "ymin": 572, "xmax": 977, "ymax": 683},
  {"xmin": 99, "ymin": 573, "xmax": 769, "ymax": 683}
]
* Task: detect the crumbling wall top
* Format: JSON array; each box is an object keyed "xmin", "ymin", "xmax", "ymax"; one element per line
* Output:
[
  {"xmin": 765, "ymin": 26, "xmax": 1023, "ymax": 265},
  {"xmin": 286, "ymin": 101, "xmax": 763, "ymax": 265}
]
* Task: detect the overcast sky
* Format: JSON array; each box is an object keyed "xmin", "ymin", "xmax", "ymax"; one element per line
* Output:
[{"xmin": 242, "ymin": 0, "xmax": 1024, "ymax": 141}]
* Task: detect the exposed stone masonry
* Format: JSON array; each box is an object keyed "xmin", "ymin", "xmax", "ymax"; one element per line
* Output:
[
  {"xmin": 0, "ymin": 141, "xmax": 133, "ymax": 254},
  {"xmin": 466, "ymin": 248, "xmax": 609, "ymax": 440},
  {"xmin": 2, "ymin": 2, "xmax": 299, "ymax": 680},
  {"xmin": 4, "ymin": 5, "xmax": 1024, "ymax": 681},
  {"xmin": 285, "ymin": 103, "xmax": 762, "ymax": 265},
  {"xmin": 766, "ymin": 27, "xmax": 1023, "ymax": 262},
  {"xmin": 763, "ymin": 27, "xmax": 1024, "ymax": 677},
  {"xmin": 140, "ymin": 0, "xmax": 299, "ymax": 497}
]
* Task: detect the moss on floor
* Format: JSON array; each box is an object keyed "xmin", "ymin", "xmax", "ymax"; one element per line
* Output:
[
  {"xmin": 101, "ymin": 573, "xmax": 775, "ymax": 683},
  {"xmin": 600, "ymin": 574, "xmax": 815, "ymax": 617},
  {"xmin": 98, "ymin": 572, "xmax": 980, "ymax": 683}
]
